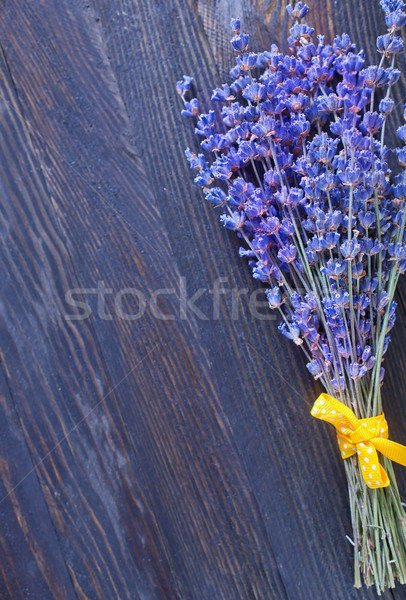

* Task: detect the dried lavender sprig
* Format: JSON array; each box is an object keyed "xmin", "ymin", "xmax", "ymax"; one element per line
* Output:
[
  {"xmin": 180, "ymin": 3, "xmax": 406, "ymax": 410},
  {"xmin": 179, "ymin": 0, "xmax": 406, "ymax": 591}
]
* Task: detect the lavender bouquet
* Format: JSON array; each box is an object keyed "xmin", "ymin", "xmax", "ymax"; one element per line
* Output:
[{"xmin": 178, "ymin": 0, "xmax": 406, "ymax": 592}]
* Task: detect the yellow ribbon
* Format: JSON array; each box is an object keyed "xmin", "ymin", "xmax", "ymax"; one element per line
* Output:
[{"xmin": 311, "ymin": 393, "xmax": 406, "ymax": 489}]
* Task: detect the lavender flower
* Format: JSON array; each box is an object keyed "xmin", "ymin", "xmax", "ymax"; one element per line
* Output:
[
  {"xmin": 178, "ymin": 1, "xmax": 406, "ymax": 591},
  {"xmin": 179, "ymin": 4, "xmax": 406, "ymax": 398}
]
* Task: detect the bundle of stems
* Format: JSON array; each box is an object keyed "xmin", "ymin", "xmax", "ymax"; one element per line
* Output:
[{"xmin": 178, "ymin": 1, "xmax": 406, "ymax": 591}]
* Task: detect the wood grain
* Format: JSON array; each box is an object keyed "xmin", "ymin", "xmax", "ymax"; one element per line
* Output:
[
  {"xmin": 0, "ymin": 0, "xmax": 405, "ymax": 598},
  {"xmin": 0, "ymin": 40, "xmax": 181, "ymax": 600},
  {"xmin": 0, "ymin": 1, "xmax": 284, "ymax": 598},
  {"xmin": 0, "ymin": 362, "xmax": 77, "ymax": 599}
]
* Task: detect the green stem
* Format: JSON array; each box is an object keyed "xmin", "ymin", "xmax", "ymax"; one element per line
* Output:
[{"xmin": 340, "ymin": 381, "xmax": 406, "ymax": 593}]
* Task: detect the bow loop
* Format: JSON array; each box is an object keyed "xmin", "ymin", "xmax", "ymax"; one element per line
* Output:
[{"xmin": 311, "ymin": 393, "xmax": 406, "ymax": 489}]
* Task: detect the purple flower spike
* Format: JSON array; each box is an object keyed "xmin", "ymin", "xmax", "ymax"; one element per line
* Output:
[{"xmin": 179, "ymin": 0, "xmax": 406, "ymax": 480}]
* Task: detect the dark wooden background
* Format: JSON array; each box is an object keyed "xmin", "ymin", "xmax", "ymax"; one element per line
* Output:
[{"xmin": 0, "ymin": 0, "xmax": 406, "ymax": 598}]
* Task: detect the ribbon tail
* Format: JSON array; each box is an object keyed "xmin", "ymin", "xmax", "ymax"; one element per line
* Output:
[
  {"xmin": 376, "ymin": 464, "xmax": 390, "ymax": 488},
  {"xmin": 358, "ymin": 443, "xmax": 389, "ymax": 488},
  {"xmin": 373, "ymin": 437, "xmax": 406, "ymax": 468}
]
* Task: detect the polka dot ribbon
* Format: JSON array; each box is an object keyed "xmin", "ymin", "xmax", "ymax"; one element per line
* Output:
[{"xmin": 311, "ymin": 393, "xmax": 406, "ymax": 489}]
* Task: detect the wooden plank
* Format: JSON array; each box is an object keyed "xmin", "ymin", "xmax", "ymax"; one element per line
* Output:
[
  {"xmin": 0, "ymin": 43, "xmax": 182, "ymax": 600},
  {"xmin": 89, "ymin": 0, "xmax": 406, "ymax": 598},
  {"xmin": 0, "ymin": 1, "xmax": 287, "ymax": 598},
  {"xmin": 0, "ymin": 363, "xmax": 77, "ymax": 600}
]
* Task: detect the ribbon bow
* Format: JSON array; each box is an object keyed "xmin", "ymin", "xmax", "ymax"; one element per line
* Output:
[{"xmin": 311, "ymin": 393, "xmax": 406, "ymax": 489}]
